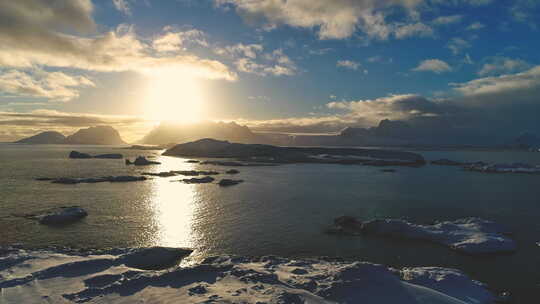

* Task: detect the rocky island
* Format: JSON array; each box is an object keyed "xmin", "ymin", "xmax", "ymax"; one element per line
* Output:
[
  {"xmin": 69, "ymin": 151, "xmax": 123, "ymax": 159},
  {"xmin": 163, "ymin": 138, "xmax": 426, "ymax": 167},
  {"xmin": 328, "ymin": 217, "xmax": 516, "ymax": 255},
  {"xmin": 36, "ymin": 176, "xmax": 147, "ymax": 184}
]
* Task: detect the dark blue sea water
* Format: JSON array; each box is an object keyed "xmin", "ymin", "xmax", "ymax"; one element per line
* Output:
[{"xmin": 1, "ymin": 144, "xmax": 539, "ymax": 301}]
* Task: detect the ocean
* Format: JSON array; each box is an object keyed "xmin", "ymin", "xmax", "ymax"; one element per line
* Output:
[{"xmin": 1, "ymin": 143, "xmax": 539, "ymax": 301}]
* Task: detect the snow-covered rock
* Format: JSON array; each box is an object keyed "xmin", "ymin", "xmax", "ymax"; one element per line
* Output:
[
  {"xmin": 401, "ymin": 267, "xmax": 498, "ymax": 304},
  {"xmin": 361, "ymin": 218, "xmax": 516, "ymax": 255},
  {"xmin": 0, "ymin": 248, "xmax": 504, "ymax": 304}
]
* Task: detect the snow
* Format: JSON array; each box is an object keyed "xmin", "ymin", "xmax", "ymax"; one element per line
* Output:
[
  {"xmin": 0, "ymin": 247, "xmax": 503, "ymax": 304},
  {"xmin": 361, "ymin": 217, "xmax": 516, "ymax": 255},
  {"xmin": 464, "ymin": 162, "xmax": 540, "ymax": 174}
]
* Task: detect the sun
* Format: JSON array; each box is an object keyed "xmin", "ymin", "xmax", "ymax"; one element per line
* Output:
[{"xmin": 143, "ymin": 68, "xmax": 205, "ymax": 123}]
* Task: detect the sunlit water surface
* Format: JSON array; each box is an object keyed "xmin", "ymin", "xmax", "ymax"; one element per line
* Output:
[{"xmin": 1, "ymin": 144, "xmax": 539, "ymax": 301}]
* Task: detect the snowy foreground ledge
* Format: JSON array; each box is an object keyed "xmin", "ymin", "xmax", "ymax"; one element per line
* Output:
[{"xmin": 0, "ymin": 247, "xmax": 504, "ymax": 304}]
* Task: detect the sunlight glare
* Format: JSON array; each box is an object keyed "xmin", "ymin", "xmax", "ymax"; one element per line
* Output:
[{"xmin": 144, "ymin": 68, "xmax": 205, "ymax": 123}]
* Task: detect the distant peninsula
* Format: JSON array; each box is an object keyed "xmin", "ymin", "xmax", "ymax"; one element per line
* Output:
[
  {"xmin": 15, "ymin": 126, "xmax": 126, "ymax": 145},
  {"xmin": 163, "ymin": 138, "xmax": 426, "ymax": 166}
]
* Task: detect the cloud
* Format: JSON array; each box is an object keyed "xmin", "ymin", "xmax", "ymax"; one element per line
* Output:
[
  {"xmin": 337, "ymin": 60, "xmax": 361, "ymax": 70},
  {"xmin": 477, "ymin": 57, "xmax": 530, "ymax": 76},
  {"xmin": 242, "ymin": 94, "xmax": 456, "ymax": 134},
  {"xmin": 113, "ymin": 0, "xmax": 131, "ymax": 16},
  {"xmin": 447, "ymin": 37, "xmax": 471, "ymax": 55},
  {"xmin": 235, "ymin": 58, "xmax": 296, "ymax": 76},
  {"xmin": 308, "ymin": 48, "xmax": 333, "ymax": 56},
  {"xmin": 214, "ymin": 43, "xmax": 264, "ymax": 59},
  {"xmin": 215, "ymin": 44, "xmax": 297, "ymax": 76},
  {"xmin": 510, "ymin": 0, "xmax": 540, "ymax": 28},
  {"xmin": 464, "ymin": 53, "xmax": 474, "ymax": 64},
  {"xmin": 466, "ymin": 22, "xmax": 485, "ymax": 30},
  {"xmin": 0, "ymin": 70, "xmax": 94, "ymax": 102},
  {"xmin": 215, "ymin": 0, "xmax": 432, "ymax": 40},
  {"xmin": 394, "ymin": 22, "xmax": 434, "ymax": 39},
  {"xmin": 432, "ymin": 15, "xmax": 463, "ymax": 25},
  {"xmin": 413, "ymin": 59, "xmax": 452, "ymax": 73},
  {"xmin": 0, "ymin": 1, "xmax": 237, "ymax": 81},
  {"xmin": 245, "ymin": 66, "xmax": 540, "ymax": 139},
  {"xmin": 152, "ymin": 28, "xmax": 208, "ymax": 52},
  {"xmin": 242, "ymin": 115, "xmax": 365, "ymax": 134},
  {"xmin": 453, "ymin": 65, "xmax": 540, "ymax": 96}
]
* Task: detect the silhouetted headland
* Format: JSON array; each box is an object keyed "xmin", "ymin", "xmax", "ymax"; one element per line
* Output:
[{"xmin": 163, "ymin": 138, "xmax": 426, "ymax": 167}]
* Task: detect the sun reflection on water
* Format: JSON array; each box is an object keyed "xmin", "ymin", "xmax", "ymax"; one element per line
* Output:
[{"xmin": 145, "ymin": 157, "xmax": 199, "ymax": 249}]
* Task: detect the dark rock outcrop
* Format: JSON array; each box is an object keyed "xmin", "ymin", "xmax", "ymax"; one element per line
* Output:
[
  {"xmin": 142, "ymin": 172, "xmax": 177, "ymax": 177},
  {"xmin": 218, "ymin": 179, "xmax": 244, "ymax": 186},
  {"xmin": 431, "ymin": 159, "xmax": 465, "ymax": 166},
  {"xmin": 69, "ymin": 151, "xmax": 92, "ymax": 159},
  {"xmin": 107, "ymin": 176, "xmax": 148, "ymax": 182},
  {"xmin": 226, "ymin": 169, "xmax": 240, "ymax": 174},
  {"xmin": 38, "ymin": 207, "xmax": 88, "ymax": 225},
  {"xmin": 41, "ymin": 176, "xmax": 147, "ymax": 184},
  {"xmin": 125, "ymin": 156, "xmax": 161, "ymax": 166},
  {"xmin": 94, "ymin": 154, "xmax": 123, "ymax": 159},
  {"xmin": 181, "ymin": 176, "xmax": 215, "ymax": 184},
  {"xmin": 171, "ymin": 170, "xmax": 219, "ymax": 176},
  {"xmin": 326, "ymin": 216, "xmax": 363, "ymax": 235},
  {"xmin": 69, "ymin": 151, "xmax": 123, "ymax": 159},
  {"xmin": 200, "ymin": 160, "xmax": 276, "ymax": 167},
  {"xmin": 119, "ymin": 247, "xmax": 193, "ymax": 270}
]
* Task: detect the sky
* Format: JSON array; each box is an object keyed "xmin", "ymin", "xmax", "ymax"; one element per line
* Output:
[{"xmin": 0, "ymin": 0, "xmax": 539, "ymax": 142}]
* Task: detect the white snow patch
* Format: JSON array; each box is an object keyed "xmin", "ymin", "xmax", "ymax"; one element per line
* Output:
[
  {"xmin": 361, "ymin": 217, "xmax": 516, "ymax": 255},
  {"xmin": 0, "ymin": 248, "xmax": 503, "ymax": 304}
]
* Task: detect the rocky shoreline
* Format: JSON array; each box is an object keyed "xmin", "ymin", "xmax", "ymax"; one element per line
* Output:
[{"xmin": 431, "ymin": 159, "xmax": 540, "ymax": 174}]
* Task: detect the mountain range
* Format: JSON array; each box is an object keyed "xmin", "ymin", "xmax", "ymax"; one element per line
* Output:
[
  {"xmin": 14, "ymin": 120, "xmax": 540, "ymax": 149},
  {"xmin": 16, "ymin": 126, "xmax": 126, "ymax": 145}
]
